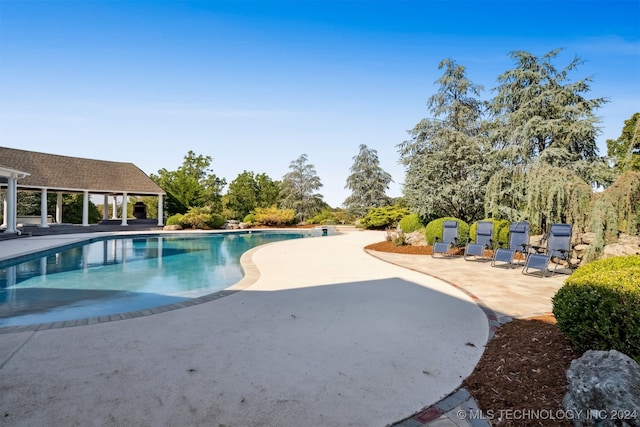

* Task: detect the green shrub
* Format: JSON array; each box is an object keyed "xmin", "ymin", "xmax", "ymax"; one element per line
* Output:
[
  {"xmin": 180, "ymin": 207, "xmax": 225, "ymax": 229},
  {"xmin": 424, "ymin": 217, "xmax": 469, "ymax": 246},
  {"xmin": 552, "ymin": 255, "xmax": 640, "ymax": 363},
  {"xmin": 243, "ymin": 213, "xmax": 256, "ymax": 225},
  {"xmin": 360, "ymin": 205, "xmax": 410, "ymax": 230},
  {"xmin": 398, "ymin": 213, "xmax": 423, "ymax": 233},
  {"xmin": 306, "ymin": 208, "xmax": 346, "ymax": 225},
  {"xmin": 208, "ymin": 213, "xmax": 225, "ymax": 229},
  {"xmin": 254, "ymin": 207, "xmax": 296, "ymax": 226},
  {"xmin": 166, "ymin": 213, "xmax": 184, "ymax": 226},
  {"xmin": 469, "ymin": 218, "xmax": 510, "ymax": 247}
]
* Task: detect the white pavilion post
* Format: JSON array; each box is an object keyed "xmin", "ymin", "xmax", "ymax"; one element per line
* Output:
[
  {"xmin": 112, "ymin": 195, "xmax": 118, "ymax": 219},
  {"xmin": 121, "ymin": 193, "xmax": 128, "ymax": 226},
  {"xmin": 40, "ymin": 188, "xmax": 49, "ymax": 227},
  {"xmin": 103, "ymin": 195, "xmax": 109, "ymax": 221},
  {"xmin": 157, "ymin": 194, "xmax": 164, "ymax": 226},
  {"xmin": 82, "ymin": 190, "xmax": 89, "ymax": 226},
  {"xmin": 2, "ymin": 190, "xmax": 7, "ymax": 228},
  {"xmin": 56, "ymin": 192, "xmax": 63, "ymax": 224}
]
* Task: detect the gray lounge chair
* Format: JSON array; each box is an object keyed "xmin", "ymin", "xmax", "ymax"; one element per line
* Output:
[
  {"xmin": 491, "ymin": 222, "xmax": 530, "ymax": 268},
  {"xmin": 523, "ymin": 223, "xmax": 573, "ymax": 277},
  {"xmin": 464, "ymin": 221, "xmax": 494, "ymax": 261},
  {"xmin": 432, "ymin": 220, "xmax": 459, "ymax": 257}
]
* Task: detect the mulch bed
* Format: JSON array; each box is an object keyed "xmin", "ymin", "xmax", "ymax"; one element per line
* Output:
[{"xmin": 462, "ymin": 316, "xmax": 580, "ymax": 427}]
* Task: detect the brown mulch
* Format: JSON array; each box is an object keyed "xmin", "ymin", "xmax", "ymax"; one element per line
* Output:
[
  {"xmin": 462, "ymin": 316, "xmax": 580, "ymax": 427},
  {"xmin": 365, "ymin": 240, "xmax": 434, "ymax": 254},
  {"xmin": 367, "ymin": 240, "xmax": 582, "ymax": 427}
]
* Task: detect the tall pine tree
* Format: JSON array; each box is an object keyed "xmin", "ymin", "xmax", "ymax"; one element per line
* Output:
[
  {"xmin": 398, "ymin": 58, "xmax": 494, "ymax": 223},
  {"xmin": 279, "ymin": 154, "xmax": 324, "ymax": 222},
  {"xmin": 343, "ymin": 144, "xmax": 392, "ymax": 217}
]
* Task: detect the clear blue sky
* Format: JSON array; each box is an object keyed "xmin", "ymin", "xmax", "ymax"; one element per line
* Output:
[{"xmin": 1, "ymin": 0, "xmax": 639, "ymax": 207}]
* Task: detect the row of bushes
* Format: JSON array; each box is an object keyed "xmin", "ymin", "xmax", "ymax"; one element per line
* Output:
[
  {"xmin": 167, "ymin": 206, "xmax": 301, "ymax": 229},
  {"xmin": 166, "ymin": 207, "xmax": 225, "ymax": 229},
  {"xmin": 244, "ymin": 207, "xmax": 296, "ymax": 226},
  {"xmin": 394, "ymin": 212, "xmax": 511, "ymax": 247}
]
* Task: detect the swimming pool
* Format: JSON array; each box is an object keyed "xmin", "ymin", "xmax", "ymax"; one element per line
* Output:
[{"xmin": 0, "ymin": 231, "xmax": 309, "ymax": 328}]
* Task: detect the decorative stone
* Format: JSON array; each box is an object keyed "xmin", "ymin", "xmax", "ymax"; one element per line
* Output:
[
  {"xmin": 563, "ymin": 349, "xmax": 640, "ymax": 427},
  {"xmin": 603, "ymin": 242, "xmax": 640, "ymax": 258},
  {"xmin": 163, "ymin": 224, "xmax": 182, "ymax": 231},
  {"xmin": 405, "ymin": 231, "xmax": 428, "ymax": 246},
  {"xmin": 223, "ymin": 220, "xmax": 241, "ymax": 229},
  {"xmin": 573, "ymin": 244, "xmax": 589, "ymax": 253}
]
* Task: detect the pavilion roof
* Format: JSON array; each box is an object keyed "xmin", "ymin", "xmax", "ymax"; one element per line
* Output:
[{"xmin": 0, "ymin": 147, "xmax": 165, "ymax": 195}]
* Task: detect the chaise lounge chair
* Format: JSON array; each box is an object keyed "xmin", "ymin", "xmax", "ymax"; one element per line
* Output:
[
  {"xmin": 522, "ymin": 223, "xmax": 573, "ymax": 277},
  {"xmin": 464, "ymin": 221, "xmax": 494, "ymax": 261},
  {"xmin": 491, "ymin": 222, "xmax": 530, "ymax": 268},
  {"xmin": 432, "ymin": 220, "xmax": 459, "ymax": 258}
]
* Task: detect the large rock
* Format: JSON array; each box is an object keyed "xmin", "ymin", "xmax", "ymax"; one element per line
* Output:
[
  {"xmin": 163, "ymin": 224, "xmax": 182, "ymax": 231},
  {"xmin": 405, "ymin": 231, "xmax": 428, "ymax": 246},
  {"xmin": 563, "ymin": 350, "xmax": 640, "ymax": 426},
  {"xmin": 603, "ymin": 234, "xmax": 640, "ymax": 258}
]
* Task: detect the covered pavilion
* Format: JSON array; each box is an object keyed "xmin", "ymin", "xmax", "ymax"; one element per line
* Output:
[{"xmin": 0, "ymin": 147, "xmax": 165, "ymax": 234}]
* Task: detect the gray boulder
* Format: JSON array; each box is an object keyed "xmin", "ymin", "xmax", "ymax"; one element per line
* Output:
[{"xmin": 563, "ymin": 350, "xmax": 640, "ymax": 426}]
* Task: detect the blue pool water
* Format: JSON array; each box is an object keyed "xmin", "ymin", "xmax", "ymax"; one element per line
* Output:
[{"xmin": 0, "ymin": 232, "xmax": 308, "ymax": 327}]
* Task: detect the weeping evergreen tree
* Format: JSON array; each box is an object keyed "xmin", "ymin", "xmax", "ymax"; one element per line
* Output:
[
  {"xmin": 398, "ymin": 58, "xmax": 496, "ymax": 223},
  {"xmin": 484, "ymin": 49, "xmax": 608, "ymax": 231},
  {"xmin": 280, "ymin": 154, "xmax": 324, "ymax": 222},
  {"xmin": 343, "ymin": 144, "xmax": 392, "ymax": 217},
  {"xmin": 607, "ymin": 112, "xmax": 640, "ymax": 173},
  {"xmin": 584, "ymin": 171, "xmax": 640, "ymax": 261}
]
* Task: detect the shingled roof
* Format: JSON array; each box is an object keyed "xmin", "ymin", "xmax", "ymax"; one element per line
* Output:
[{"xmin": 0, "ymin": 147, "xmax": 164, "ymax": 195}]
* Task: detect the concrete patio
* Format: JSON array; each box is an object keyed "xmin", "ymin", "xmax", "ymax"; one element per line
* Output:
[{"xmin": 0, "ymin": 228, "xmax": 567, "ymax": 426}]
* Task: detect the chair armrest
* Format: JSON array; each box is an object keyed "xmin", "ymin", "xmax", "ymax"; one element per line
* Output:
[{"xmin": 486, "ymin": 238, "xmax": 495, "ymax": 249}]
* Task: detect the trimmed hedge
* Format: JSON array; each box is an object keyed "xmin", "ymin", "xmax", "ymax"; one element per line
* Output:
[
  {"xmin": 469, "ymin": 218, "xmax": 510, "ymax": 247},
  {"xmin": 243, "ymin": 213, "xmax": 256, "ymax": 225},
  {"xmin": 181, "ymin": 207, "xmax": 225, "ymax": 229},
  {"xmin": 166, "ymin": 213, "xmax": 184, "ymax": 226},
  {"xmin": 424, "ymin": 217, "xmax": 469, "ymax": 246},
  {"xmin": 552, "ymin": 255, "xmax": 640, "ymax": 363},
  {"xmin": 253, "ymin": 207, "xmax": 296, "ymax": 226},
  {"xmin": 360, "ymin": 205, "xmax": 410, "ymax": 229},
  {"xmin": 398, "ymin": 213, "xmax": 423, "ymax": 233}
]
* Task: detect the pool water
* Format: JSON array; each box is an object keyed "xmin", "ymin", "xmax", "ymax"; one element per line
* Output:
[{"xmin": 0, "ymin": 232, "xmax": 307, "ymax": 327}]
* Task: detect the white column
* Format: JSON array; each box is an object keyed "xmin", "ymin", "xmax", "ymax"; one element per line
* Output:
[
  {"xmin": 82, "ymin": 190, "xmax": 89, "ymax": 226},
  {"xmin": 121, "ymin": 193, "xmax": 128, "ymax": 226},
  {"xmin": 40, "ymin": 188, "xmax": 50, "ymax": 227},
  {"xmin": 2, "ymin": 190, "xmax": 7, "ymax": 227},
  {"xmin": 56, "ymin": 192, "xmax": 63, "ymax": 223},
  {"xmin": 112, "ymin": 195, "xmax": 118, "ymax": 219},
  {"xmin": 103, "ymin": 195, "xmax": 109, "ymax": 221},
  {"xmin": 157, "ymin": 194, "xmax": 164, "ymax": 226},
  {"xmin": 6, "ymin": 177, "xmax": 17, "ymax": 233}
]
